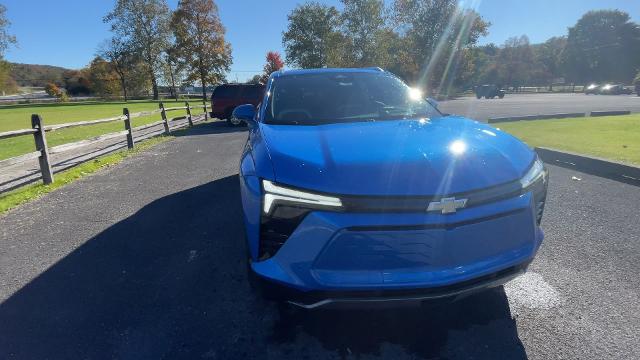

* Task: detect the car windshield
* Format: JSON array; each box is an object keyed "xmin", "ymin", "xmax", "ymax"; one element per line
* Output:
[{"xmin": 264, "ymin": 72, "xmax": 442, "ymax": 125}]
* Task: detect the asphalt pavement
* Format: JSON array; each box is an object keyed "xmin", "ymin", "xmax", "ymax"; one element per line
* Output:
[
  {"xmin": 439, "ymin": 93, "xmax": 640, "ymax": 121},
  {"xmin": 0, "ymin": 121, "xmax": 638, "ymax": 359}
]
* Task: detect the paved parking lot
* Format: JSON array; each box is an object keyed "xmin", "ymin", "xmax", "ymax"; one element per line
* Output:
[
  {"xmin": 439, "ymin": 93, "xmax": 640, "ymax": 121},
  {"xmin": 0, "ymin": 122, "xmax": 638, "ymax": 359}
]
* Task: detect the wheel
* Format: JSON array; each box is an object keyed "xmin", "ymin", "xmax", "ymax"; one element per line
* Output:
[
  {"xmin": 498, "ymin": 94, "xmax": 505, "ymax": 99},
  {"xmin": 476, "ymin": 94, "xmax": 482, "ymax": 99},
  {"xmin": 225, "ymin": 108, "xmax": 244, "ymax": 127},
  {"xmin": 226, "ymin": 114, "xmax": 244, "ymax": 127}
]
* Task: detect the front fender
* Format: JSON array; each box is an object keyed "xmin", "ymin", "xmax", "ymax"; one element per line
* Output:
[{"xmin": 240, "ymin": 152, "xmax": 261, "ymax": 260}]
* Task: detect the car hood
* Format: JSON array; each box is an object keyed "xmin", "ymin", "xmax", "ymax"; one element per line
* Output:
[{"xmin": 259, "ymin": 116, "xmax": 535, "ymax": 196}]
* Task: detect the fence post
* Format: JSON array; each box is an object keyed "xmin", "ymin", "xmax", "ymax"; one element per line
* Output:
[
  {"xmin": 159, "ymin": 102, "xmax": 170, "ymax": 134},
  {"xmin": 123, "ymin": 108, "xmax": 134, "ymax": 149},
  {"xmin": 31, "ymin": 114, "xmax": 54, "ymax": 185},
  {"xmin": 202, "ymin": 99, "xmax": 209, "ymax": 121},
  {"xmin": 185, "ymin": 102, "xmax": 193, "ymax": 127}
]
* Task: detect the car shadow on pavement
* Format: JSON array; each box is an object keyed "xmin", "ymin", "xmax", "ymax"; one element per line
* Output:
[
  {"xmin": 174, "ymin": 119, "xmax": 249, "ymax": 136},
  {"xmin": 271, "ymin": 288, "xmax": 527, "ymax": 359},
  {"xmin": 0, "ymin": 174, "xmax": 527, "ymax": 360}
]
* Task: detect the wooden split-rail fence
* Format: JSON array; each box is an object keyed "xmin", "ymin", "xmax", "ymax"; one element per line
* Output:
[{"xmin": 0, "ymin": 101, "xmax": 209, "ymax": 191}]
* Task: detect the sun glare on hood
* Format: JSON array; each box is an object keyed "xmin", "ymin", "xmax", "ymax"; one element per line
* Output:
[{"xmin": 449, "ymin": 140, "xmax": 467, "ymax": 155}]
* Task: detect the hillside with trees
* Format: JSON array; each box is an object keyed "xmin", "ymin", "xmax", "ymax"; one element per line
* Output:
[{"xmin": 9, "ymin": 63, "xmax": 71, "ymax": 87}]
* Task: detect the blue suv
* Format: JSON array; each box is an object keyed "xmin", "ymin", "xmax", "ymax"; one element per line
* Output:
[{"xmin": 234, "ymin": 68, "xmax": 548, "ymax": 309}]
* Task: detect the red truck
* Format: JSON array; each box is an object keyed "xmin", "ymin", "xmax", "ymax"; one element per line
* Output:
[{"xmin": 210, "ymin": 84, "xmax": 265, "ymax": 126}]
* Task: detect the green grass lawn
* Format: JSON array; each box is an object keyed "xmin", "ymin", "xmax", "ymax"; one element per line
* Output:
[
  {"xmin": 496, "ymin": 114, "xmax": 640, "ymax": 165},
  {"xmin": 0, "ymin": 100, "xmax": 206, "ymax": 161}
]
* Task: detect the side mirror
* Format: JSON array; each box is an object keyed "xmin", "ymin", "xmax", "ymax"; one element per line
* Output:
[
  {"xmin": 427, "ymin": 97, "xmax": 439, "ymax": 109},
  {"xmin": 232, "ymin": 104, "xmax": 256, "ymax": 125}
]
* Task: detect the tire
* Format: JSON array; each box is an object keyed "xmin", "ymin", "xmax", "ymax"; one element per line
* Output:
[
  {"xmin": 225, "ymin": 108, "xmax": 243, "ymax": 127},
  {"xmin": 476, "ymin": 94, "xmax": 482, "ymax": 99},
  {"xmin": 499, "ymin": 94, "xmax": 504, "ymax": 99}
]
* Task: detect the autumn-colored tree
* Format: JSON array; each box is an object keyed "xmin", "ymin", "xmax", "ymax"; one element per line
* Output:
[
  {"xmin": 260, "ymin": 51, "xmax": 284, "ymax": 83},
  {"xmin": 44, "ymin": 83, "xmax": 61, "ymax": 97},
  {"xmin": 98, "ymin": 38, "xmax": 140, "ymax": 101},
  {"xmin": 86, "ymin": 56, "xmax": 122, "ymax": 98},
  {"xmin": 172, "ymin": 0, "xmax": 232, "ymax": 101}
]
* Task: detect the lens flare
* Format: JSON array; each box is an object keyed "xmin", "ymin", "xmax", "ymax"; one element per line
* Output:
[
  {"xmin": 408, "ymin": 87, "xmax": 423, "ymax": 101},
  {"xmin": 449, "ymin": 140, "xmax": 467, "ymax": 155}
]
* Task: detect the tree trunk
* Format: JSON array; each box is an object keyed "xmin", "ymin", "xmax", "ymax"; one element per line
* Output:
[
  {"xmin": 120, "ymin": 77, "xmax": 128, "ymax": 102},
  {"xmin": 151, "ymin": 74, "xmax": 159, "ymax": 100},
  {"xmin": 168, "ymin": 61, "xmax": 178, "ymax": 102},
  {"xmin": 200, "ymin": 71, "xmax": 207, "ymax": 103}
]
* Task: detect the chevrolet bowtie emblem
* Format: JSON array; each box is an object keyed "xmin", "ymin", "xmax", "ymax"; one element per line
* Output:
[{"xmin": 427, "ymin": 197, "xmax": 468, "ymax": 214}]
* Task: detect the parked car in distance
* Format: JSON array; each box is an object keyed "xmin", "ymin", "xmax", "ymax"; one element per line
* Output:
[
  {"xmin": 235, "ymin": 68, "xmax": 548, "ymax": 309},
  {"xmin": 584, "ymin": 83, "xmax": 601, "ymax": 94},
  {"xmin": 599, "ymin": 84, "xmax": 633, "ymax": 95},
  {"xmin": 210, "ymin": 84, "xmax": 265, "ymax": 126},
  {"xmin": 475, "ymin": 84, "xmax": 505, "ymax": 99}
]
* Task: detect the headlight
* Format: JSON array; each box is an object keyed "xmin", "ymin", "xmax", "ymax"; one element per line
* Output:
[
  {"xmin": 262, "ymin": 180, "xmax": 342, "ymax": 215},
  {"xmin": 520, "ymin": 157, "xmax": 547, "ymax": 189}
]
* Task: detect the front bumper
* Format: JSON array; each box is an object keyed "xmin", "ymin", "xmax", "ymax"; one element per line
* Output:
[
  {"xmin": 284, "ymin": 260, "xmax": 530, "ymax": 309},
  {"xmin": 251, "ymin": 192, "xmax": 544, "ymax": 300}
]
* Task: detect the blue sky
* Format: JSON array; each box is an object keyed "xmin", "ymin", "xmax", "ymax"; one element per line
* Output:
[{"xmin": 3, "ymin": 0, "xmax": 640, "ymax": 81}]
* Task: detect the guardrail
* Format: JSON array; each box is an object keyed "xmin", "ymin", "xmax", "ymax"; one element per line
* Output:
[{"xmin": 0, "ymin": 101, "xmax": 210, "ymax": 189}]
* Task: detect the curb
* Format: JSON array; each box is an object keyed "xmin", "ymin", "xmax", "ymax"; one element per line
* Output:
[
  {"xmin": 590, "ymin": 110, "xmax": 631, "ymax": 117},
  {"xmin": 488, "ymin": 110, "xmax": 634, "ymax": 123},
  {"xmin": 535, "ymin": 147, "xmax": 640, "ymax": 186},
  {"xmin": 489, "ymin": 112, "xmax": 585, "ymax": 123}
]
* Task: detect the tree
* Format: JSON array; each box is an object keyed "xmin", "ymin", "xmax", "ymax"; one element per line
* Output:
[
  {"xmin": 98, "ymin": 38, "xmax": 140, "ymax": 101},
  {"xmin": 104, "ymin": 0, "xmax": 171, "ymax": 100},
  {"xmin": 260, "ymin": 51, "xmax": 284, "ymax": 83},
  {"xmin": 0, "ymin": 4, "xmax": 16, "ymax": 58},
  {"xmin": 44, "ymin": 82, "xmax": 68, "ymax": 101},
  {"xmin": 390, "ymin": 0, "xmax": 489, "ymax": 92},
  {"xmin": 564, "ymin": 10, "xmax": 640, "ymax": 84},
  {"xmin": 86, "ymin": 57, "xmax": 122, "ymax": 98},
  {"xmin": 62, "ymin": 69, "xmax": 92, "ymax": 96},
  {"xmin": 0, "ymin": 4, "xmax": 17, "ymax": 95},
  {"xmin": 45, "ymin": 83, "xmax": 60, "ymax": 97},
  {"xmin": 172, "ymin": 0, "xmax": 232, "ymax": 102},
  {"xmin": 339, "ymin": 0, "xmax": 387, "ymax": 66},
  {"xmin": 282, "ymin": 2, "xmax": 341, "ymax": 68},
  {"xmin": 163, "ymin": 47, "xmax": 185, "ymax": 100},
  {"xmin": 247, "ymin": 74, "xmax": 262, "ymax": 84},
  {"xmin": 533, "ymin": 36, "xmax": 567, "ymax": 88},
  {"xmin": 496, "ymin": 35, "xmax": 535, "ymax": 89}
]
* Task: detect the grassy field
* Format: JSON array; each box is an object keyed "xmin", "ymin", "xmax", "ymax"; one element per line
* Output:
[
  {"xmin": 496, "ymin": 114, "xmax": 640, "ymax": 165},
  {"xmin": 0, "ymin": 100, "xmax": 206, "ymax": 161}
]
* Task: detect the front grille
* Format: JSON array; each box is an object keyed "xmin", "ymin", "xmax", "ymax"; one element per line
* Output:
[{"xmin": 338, "ymin": 179, "xmax": 524, "ymax": 213}]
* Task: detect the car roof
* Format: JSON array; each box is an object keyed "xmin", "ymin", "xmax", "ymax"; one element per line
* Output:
[
  {"xmin": 272, "ymin": 67, "xmax": 385, "ymax": 78},
  {"xmin": 216, "ymin": 83, "xmax": 264, "ymax": 87}
]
